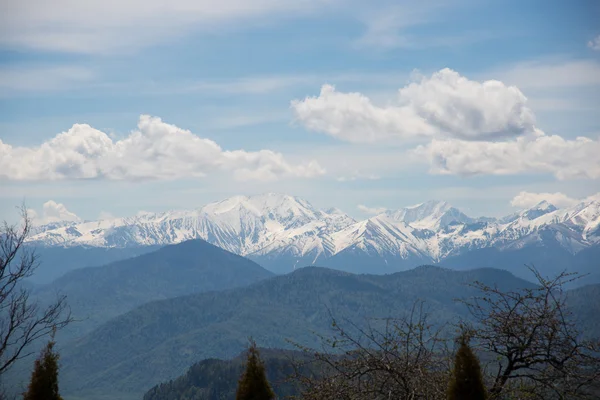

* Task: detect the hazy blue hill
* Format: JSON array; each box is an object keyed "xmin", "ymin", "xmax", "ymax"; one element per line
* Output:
[
  {"xmin": 26, "ymin": 245, "xmax": 160, "ymax": 284},
  {"xmin": 323, "ymin": 247, "xmax": 432, "ymax": 274},
  {"xmin": 565, "ymin": 283, "xmax": 600, "ymax": 338},
  {"xmin": 58, "ymin": 266, "xmax": 535, "ymax": 399},
  {"xmin": 140, "ymin": 279, "xmax": 600, "ymax": 400},
  {"xmin": 35, "ymin": 239, "xmax": 274, "ymax": 339},
  {"xmin": 438, "ymin": 245, "xmax": 600, "ymax": 287}
]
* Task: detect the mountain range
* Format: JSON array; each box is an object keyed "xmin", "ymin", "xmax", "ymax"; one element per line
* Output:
[{"xmin": 26, "ymin": 193, "xmax": 600, "ymax": 276}]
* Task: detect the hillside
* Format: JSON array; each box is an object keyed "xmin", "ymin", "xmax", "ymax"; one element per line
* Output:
[
  {"xmin": 58, "ymin": 266, "xmax": 535, "ymax": 399},
  {"xmin": 27, "ymin": 245, "xmax": 160, "ymax": 284},
  {"xmin": 35, "ymin": 239, "xmax": 274, "ymax": 339}
]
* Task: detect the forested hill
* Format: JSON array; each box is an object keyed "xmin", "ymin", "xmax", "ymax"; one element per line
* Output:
[
  {"xmin": 58, "ymin": 266, "xmax": 536, "ymax": 398},
  {"xmin": 35, "ymin": 238, "xmax": 274, "ymax": 339}
]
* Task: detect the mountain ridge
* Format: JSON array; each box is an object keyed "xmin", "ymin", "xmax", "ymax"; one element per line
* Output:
[{"xmin": 26, "ymin": 193, "xmax": 600, "ymax": 274}]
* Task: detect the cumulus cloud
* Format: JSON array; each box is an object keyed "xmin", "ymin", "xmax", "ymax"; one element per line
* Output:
[
  {"xmin": 0, "ymin": 115, "xmax": 324, "ymax": 182},
  {"xmin": 291, "ymin": 68, "xmax": 535, "ymax": 143},
  {"xmin": 357, "ymin": 204, "xmax": 387, "ymax": 214},
  {"xmin": 29, "ymin": 200, "xmax": 81, "ymax": 225},
  {"xmin": 588, "ymin": 35, "xmax": 600, "ymax": 51},
  {"xmin": 510, "ymin": 191, "xmax": 600, "ymax": 209},
  {"xmin": 413, "ymin": 133, "xmax": 600, "ymax": 180}
]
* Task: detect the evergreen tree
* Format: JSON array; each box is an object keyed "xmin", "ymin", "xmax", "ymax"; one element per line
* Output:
[
  {"xmin": 23, "ymin": 340, "xmax": 63, "ymax": 400},
  {"xmin": 235, "ymin": 339, "xmax": 275, "ymax": 400},
  {"xmin": 447, "ymin": 333, "xmax": 487, "ymax": 400}
]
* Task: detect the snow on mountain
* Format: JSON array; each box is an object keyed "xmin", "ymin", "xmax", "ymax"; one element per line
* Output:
[
  {"xmin": 383, "ymin": 200, "xmax": 474, "ymax": 230},
  {"xmin": 26, "ymin": 194, "xmax": 600, "ymax": 272},
  {"xmin": 332, "ymin": 215, "xmax": 429, "ymax": 259}
]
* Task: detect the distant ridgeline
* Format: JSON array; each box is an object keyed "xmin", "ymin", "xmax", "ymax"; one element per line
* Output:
[{"xmin": 25, "ymin": 193, "xmax": 600, "ymax": 282}]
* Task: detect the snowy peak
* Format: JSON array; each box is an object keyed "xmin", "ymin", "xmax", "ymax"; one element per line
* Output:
[
  {"xmin": 520, "ymin": 201, "xmax": 558, "ymax": 220},
  {"xmin": 384, "ymin": 200, "xmax": 472, "ymax": 230},
  {"xmin": 26, "ymin": 194, "xmax": 600, "ymax": 272},
  {"xmin": 202, "ymin": 193, "xmax": 320, "ymax": 229},
  {"xmin": 332, "ymin": 215, "xmax": 427, "ymax": 258}
]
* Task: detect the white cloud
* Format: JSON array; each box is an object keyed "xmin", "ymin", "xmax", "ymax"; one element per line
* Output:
[
  {"xmin": 293, "ymin": 68, "xmax": 600, "ymax": 181},
  {"xmin": 354, "ymin": 3, "xmax": 431, "ymax": 50},
  {"xmin": 352, "ymin": 1, "xmax": 486, "ymax": 51},
  {"xmin": 414, "ymin": 133, "xmax": 600, "ymax": 180},
  {"xmin": 510, "ymin": 191, "xmax": 600, "ymax": 209},
  {"xmin": 29, "ymin": 200, "xmax": 81, "ymax": 225},
  {"xmin": 484, "ymin": 59, "xmax": 600, "ymax": 89},
  {"xmin": 588, "ymin": 35, "xmax": 600, "ymax": 51},
  {"xmin": 0, "ymin": 115, "xmax": 324, "ymax": 182},
  {"xmin": 357, "ymin": 204, "xmax": 387, "ymax": 214},
  {"xmin": 291, "ymin": 68, "xmax": 535, "ymax": 143},
  {"xmin": 0, "ymin": 65, "xmax": 95, "ymax": 93},
  {"xmin": 0, "ymin": 0, "xmax": 332, "ymax": 54},
  {"xmin": 510, "ymin": 192, "xmax": 579, "ymax": 208}
]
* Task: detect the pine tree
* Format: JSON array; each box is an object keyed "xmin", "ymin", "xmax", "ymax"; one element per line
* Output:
[
  {"xmin": 447, "ymin": 333, "xmax": 487, "ymax": 400},
  {"xmin": 23, "ymin": 340, "xmax": 63, "ymax": 400},
  {"xmin": 235, "ymin": 339, "xmax": 275, "ymax": 400}
]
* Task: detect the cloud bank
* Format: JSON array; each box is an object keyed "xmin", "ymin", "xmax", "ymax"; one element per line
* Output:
[
  {"xmin": 292, "ymin": 68, "xmax": 600, "ymax": 180},
  {"xmin": 0, "ymin": 115, "xmax": 324, "ymax": 182},
  {"xmin": 414, "ymin": 134, "xmax": 600, "ymax": 180},
  {"xmin": 292, "ymin": 68, "xmax": 535, "ymax": 143}
]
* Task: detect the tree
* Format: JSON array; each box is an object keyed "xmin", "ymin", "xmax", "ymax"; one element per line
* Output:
[
  {"xmin": 291, "ymin": 267, "xmax": 600, "ymax": 400},
  {"xmin": 461, "ymin": 266, "xmax": 600, "ymax": 399},
  {"xmin": 23, "ymin": 338, "xmax": 63, "ymax": 400},
  {"xmin": 235, "ymin": 339, "xmax": 275, "ymax": 400},
  {"xmin": 292, "ymin": 303, "xmax": 451, "ymax": 400},
  {"xmin": 0, "ymin": 207, "xmax": 71, "ymax": 375},
  {"xmin": 447, "ymin": 333, "xmax": 486, "ymax": 400}
]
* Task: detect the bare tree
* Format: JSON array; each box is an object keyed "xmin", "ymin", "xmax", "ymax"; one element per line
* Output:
[
  {"xmin": 461, "ymin": 266, "xmax": 600, "ymax": 399},
  {"xmin": 290, "ymin": 267, "xmax": 600, "ymax": 400},
  {"xmin": 291, "ymin": 303, "xmax": 451, "ymax": 400},
  {"xmin": 0, "ymin": 207, "xmax": 71, "ymax": 375}
]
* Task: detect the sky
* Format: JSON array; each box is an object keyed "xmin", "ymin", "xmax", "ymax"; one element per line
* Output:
[{"xmin": 1, "ymin": 0, "xmax": 599, "ymax": 223}]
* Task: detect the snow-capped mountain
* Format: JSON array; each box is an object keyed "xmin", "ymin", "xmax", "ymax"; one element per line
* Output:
[
  {"xmin": 383, "ymin": 200, "xmax": 474, "ymax": 230},
  {"xmin": 27, "ymin": 194, "xmax": 600, "ymax": 274}
]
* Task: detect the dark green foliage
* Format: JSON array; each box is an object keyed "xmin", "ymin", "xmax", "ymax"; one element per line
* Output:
[
  {"xmin": 235, "ymin": 341, "xmax": 275, "ymax": 400},
  {"xmin": 23, "ymin": 340, "xmax": 63, "ymax": 400},
  {"xmin": 447, "ymin": 334, "xmax": 486, "ymax": 400},
  {"xmin": 144, "ymin": 348, "xmax": 311, "ymax": 400}
]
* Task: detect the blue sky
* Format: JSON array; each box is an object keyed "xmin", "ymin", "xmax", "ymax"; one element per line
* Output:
[{"xmin": 1, "ymin": 0, "xmax": 599, "ymax": 223}]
